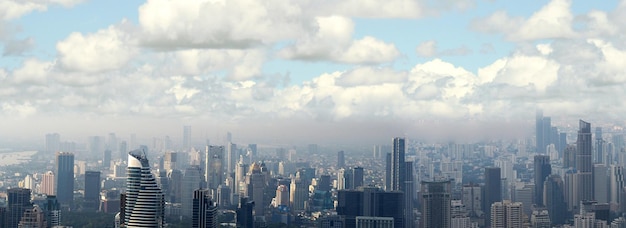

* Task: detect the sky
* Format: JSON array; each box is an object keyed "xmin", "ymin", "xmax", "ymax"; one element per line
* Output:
[{"xmin": 0, "ymin": 0, "xmax": 624, "ymax": 144}]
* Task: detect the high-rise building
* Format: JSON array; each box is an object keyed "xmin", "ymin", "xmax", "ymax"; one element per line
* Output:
[
  {"xmin": 182, "ymin": 166, "xmax": 204, "ymax": 218},
  {"xmin": 226, "ymin": 142, "xmax": 237, "ymax": 175},
  {"xmin": 610, "ymin": 165, "xmax": 625, "ymax": 211},
  {"xmin": 564, "ymin": 144, "xmax": 577, "ymax": 169},
  {"xmin": 420, "ymin": 180, "xmax": 451, "ymax": 228},
  {"xmin": 119, "ymin": 140, "xmax": 128, "ymax": 162},
  {"xmin": 404, "ymin": 161, "xmax": 415, "ymax": 228},
  {"xmin": 88, "ymin": 136, "xmax": 105, "ymax": 158},
  {"xmin": 7, "ymin": 188, "xmax": 32, "ymax": 228},
  {"xmin": 484, "ymin": 167, "xmax": 502, "ymax": 228},
  {"xmin": 275, "ymin": 185, "xmax": 290, "ymax": 207},
  {"xmin": 353, "ymin": 166, "xmax": 364, "ymax": 190},
  {"xmin": 577, "ymin": 120, "xmax": 594, "ymax": 202},
  {"xmin": 594, "ymin": 164, "xmax": 609, "ymax": 204},
  {"xmin": 530, "ymin": 209, "xmax": 551, "ymax": 228},
  {"xmin": 121, "ymin": 149, "xmax": 165, "ymax": 227},
  {"xmin": 391, "ymin": 137, "xmax": 406, "ymax": 191},
  {"xmin": 244, "ymin": 162, "xmax": 268, "ymax": 216},
  {"xmin": 163, "ymin": 152, "xmax": 178, "ymax": 171},
  {"xmin": 544, "ymin": 174, "xmax": 567, "ymax": 225},
  {"xmin": 462, "ymin": 183, "xmax": 482, "ymax": 217},
  {"xmin": 192, "ymin": 189, "xmax": 218, "ymax": 228},
  {"xmin": 44, "ymin": 195, "xmax": 61, "ymax": 228},
  {"xmin": 55, "ymin": 152, "xmax": 74, "ymax": 208},
  {"xmin": 490, "ymin": 200, "xmax": 523, "ymax": 228},
  {"xmin": 183, "ymin": 125, "xmax": 192, "ymax": 151},
  {"xmin": 84, "ymin": 171, "xmax": 101, "ymax": 211},
  {"xmin": 45, "ymin": 133, "xmax": 60, "ymax": 154},
  {"xmin": 236, "ymin": 197, "xmax": 254, "ymax": 228},
  {"xmin": 103, "ymin": 149, "xmax": 112, "ymax": 169},
  {"xmin": 40, "ymin": 171, "xmax": 55, "ymax": 196},
  {"xmin": 337, "ymin": 187, "xmax": 403, "ymax": 228},
  {"xmin": 534, "ymin": 155, "xmax": 551, "ymax": 206},
  {"xmin": 536, "ymin": 110, "xmax": 544, "ymax": 153},
  {"xmin": 18, "ymin": 205, "xmax": 46, "ymax": 228},
  {"xmin": 290, "ymin": 173, "xmax": 308, "ymax": 212},
  {"xmin": 337, "ymin": 150, "xmax": 345, "ymax": 168},
  {"xmin": 596, "ymin": 127, "xmax": 604, "ymax": 164},
  {"xmin": 385, "ymin": 153, "xmax": 392, "ymax": 191},
  {"xmin": 206, "ymin": 145, "xmax": 225, "ymax": 190}
]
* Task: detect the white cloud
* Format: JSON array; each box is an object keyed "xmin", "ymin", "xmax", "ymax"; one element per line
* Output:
[
  {"xmin": 11, "ymin": 58, "xmax": 52, "ymax": 85},
  {"xmin": 0, "ymin": 0, "xmax": 83, "ymax": 20},
  {"xmin": 416, "ymin": 40, "xmax": 437, "ymax": 57},
  {"xmin": 56, "ymin": 23, "xmax": 137, "ymax": 73}
]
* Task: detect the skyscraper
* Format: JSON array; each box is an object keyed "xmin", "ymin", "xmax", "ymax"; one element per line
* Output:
[
  {"xmin": 337, "ymin": 187, "xmax": 403, "ymax": 228},
  {"xmin": 55, "ymin": 152, "xmax": 74, "ymax": 208},
  {"xmin": 596, "ymin": 127, "xmax": 604, "ymax": 164},
  {"xmin": 226, "ymin": 142, "xmax": 237, "ymax": 175},
  {"xmin": 192, "ymin": 189, "xmax": 218, "ymax": 228},
  {"xmin": 543, "ymin": 174, "xmax": 567, "ymax": 225},
  {"xmin": 45, "ymin": 133, "xmax": 60, "ymax": 154},
  {"xmin": 420, "ymin": 180, "xmax": 452, "ymax": 228},
  {"xmin": 337, "ymin": 150, "xmax": 345, "ymax": 168},
  {"xmin": 536, "ymin": 110, "xmax": 544, "ymax": 153},
  {"xmin": 182, "ymin": 166, "xmax": 203, "ymax": 218},
  {"xmin": 119, "ymin": 140, "xmax": 128, "ymax": 162},
  {"xmin": 103, "ymin": 149, "xmax": 112, "ymax": 169},
  {"xmin": 236, "ymin": 197, "xmax": 254, "ymax": 228},
  {"xmin": 391, "ymin": 137, "xmax": 406, "ymax": 191},
  {"xmin": 122, "ymin": 149, "xmax": 165, "ymax": 227},
  {"xmin": 404, "ymin": 161, "xmax": 415, "ymax": 228},
  {"xmin": 84, "ymin": 171, "xmax": 101, "ymax": 211},
  {"xmin": 353, "ymin": 167, "xmax": 364, "ymax": 189},
  {"xmin": 6, "ymin": 188, "xmax": 32, "ymax": 228},
  {"xmin": 40, "ymin": 171, "xmax": 55, "ymax": 196},
  {"xmin": 385, "ymin": 153, "xmax": 391, "ymax": 191},
  {"xmin": 577, "ymin": 120, "xmax": 594, "ymax": 202},
  {"xmin": 484, "ymin": 167, "xmax": 502, "ymax": 228},
  {"xmin": 534, "ymin": 155, "xmax": 551, "ymax": 206},
  {"xmin": 183, "ymin": 125, "xmax": 192, "ymax": 151},
  {"xmin": 205, "ymin": 145, "xmax": 225, "ymax": 190}
]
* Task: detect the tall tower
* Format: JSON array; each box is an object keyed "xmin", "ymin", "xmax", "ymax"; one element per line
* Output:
[
  {"xmin": 536, "ymin": 110, "xmax": 544, "ymax": 153},
  {"xmin": 534, "ymin": 155, "xmax": 551, "ymax": 206},
  {"xmin": 596, "ymin": 127, "xmax": 604, "ymax": 164},
  {"xmin": 404, "ymin": 161, "xmax": 415, "ymax": 228},
  {"xmin": 337, "ymin": 150, "xmax": 345, "ymax": 168},
  {"xmin": 7, "ymin": 188, "xmax": 32, "ymax": 228},
  {"xmin": 577, "ymin": 120, "xmax": 593, "ymax": 202},
  {"xmin": 385, "ymin": 153, "xmax": 392, "ymax": 191},
  {"xmin": 192, "ymin": 189, "xmax": 218, "ymax": 228},
  {"xmin": 183, "ymin": 125, "xmax": 192, "ymax": 151},
  {"xmin": 484, "ymin": 167, "xmax": 502, "ymax": 228},
  {"xmin": 543, "ymin": 174, "xmax": 567, "ymax": 225},
  {"xmin": 40, "ymin": 171, "xmax": 55, "ymax": 196},
  {"xmin": 205, "ymin": 145, "xmax": 225, "ymax": 190},
  {"xmin": 420, "ymin": 180, "xmax": 452, "ymax": 228},
  {"xmin": 352, "ymin": 166, "xmax": 364, "ymax": 189},
  {"xmin": 55, "ymin": 152, "xmax": 74, "ymax": 208},
  {"xmin": 182, "ymin": 166, "xmax": 203, "ymax": 218},
  {"xmin": 392, "ymin": 137, "xmax": 406, "ymax": 191},
  {"xmin": 123, "ymin": 149, "xmax": 165, "ymax": 227},
  {"xmin": 84, "ymin": 171, "xmax": 101, "ymax": 211}
]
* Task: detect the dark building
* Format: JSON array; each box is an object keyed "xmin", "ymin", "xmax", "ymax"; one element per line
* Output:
[
  {"xmin": 337, "ymin": 187, "xmax": 403, "ymax": 228},
  {"xmin": 84, "ymin": 171, "xmax": 101, "ymax": 211},
  {"xmin": 6, "ymin": 188, "xmax": 32, "ymax": 228},
  {"xmin": 392, "ymin": 137, "xmax": 406, "ymax": 191},
  {"xmin": 563, "ymin": 144, "xmax": 577, "ymax": 168},
  {"xmin": 193, "ymin": 189, "xmax": 218, "ymax": 228},
  {"xmin": 596, "ymin": 127, "xmax": 604, "ymax": 164},
  {"xmin": 44, "ymin": 195, "xmax": 61, "ymax": 227},
  {"xmin": 543, "ymin": 174, "xmax": 567, "ymax": 225},
  {"xmin": 534, "ymin": 155, "xmax": 551, "ymax": 206},
  {"xmin": 236, "ymin": 197, "xmax": 254, "ymax": 228},
  {"xmin": 352, "ymin": 167, "xmax": 364, "ymax": 189},
  {"xmin": 337, "ymin": 150, "xmax": 345, "ymax": 168},
  {"xmin": 56, "ymin": 152, "xmax": 74, "ymax": 208},
  {"xmin": 483, "ymin": 167, "xmax": 502, "ymax": 228},
  {"xmin": 577, "ymin": 120, "xmax": 593, "ymax": 201},
  {"xmin": 420, "ymin": 180, "xmax": 451, "ymax": 228},
  {"xmin": 318, "ymin": 175, "xmax": 332, "ymax": 192},
  {"xmin": 536, "ymin": 110, "xmax": 545, "ymax": 153}
]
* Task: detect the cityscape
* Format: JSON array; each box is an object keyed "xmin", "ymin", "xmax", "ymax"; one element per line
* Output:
[
  {"xmin": 2, "ymin": 0, "xmax": 626, "ymax": 228},
  {"xmin": 2, "ymin": 113, "xmax": 626, "ymax": 227}
]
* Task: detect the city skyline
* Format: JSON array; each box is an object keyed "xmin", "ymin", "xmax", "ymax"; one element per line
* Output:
[{"xmin": 1, "ymin": 0, "xmax": 626, "ymax": 144}]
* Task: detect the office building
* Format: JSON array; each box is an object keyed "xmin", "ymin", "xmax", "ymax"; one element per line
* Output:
[
  {"xmin": 103, "ymin": 149, "xmax": 112, "ymax": 169},
  {"xmin": 244, "ymin": 162, "xmax": 268, "ymax": 216},
  {"xmin": 45, "ymin": 133, "xmax": 60, "ymax": 154},
  {"xmin": 163, "ymin": 152, "xmax": 178, "ymax": 171},
  {"xmin": 577, "ymin": 120, "xmax": 594, "ymax": 202},
  {"xmin": 421, "ymin": 180, "xmax": 451, "ymax": 228},
  {"xmin": 353, "ymin": 167, "xmax": 364, "ymax": 189},
  {"xmin": 337, "ymin": 187, "xmax": 403, "ymax": 228},
  {"xmin": 338, "ymin": 150, "xmax": 345, "ymax": 168},
  {"xmin": 490, "ymin": 200, "xmax": 523, "ymax": 228},
  {"xmin": 192, "ymin": 189, "xmax": 218, "ymax": 228},
  {"xmin": 534, "ymin": 155, "xmax": 551, "ymax": 206},
  {"xmin": 596, "ymin": 127, "xmax": 604, "ymax": 164},
  {"xmin": 18, "ymin": 204, "xmax": 46, "ymax": 228},
  {"xmin": 6, "ymin": 188, "xmax": 32, "ymax": 228},
  {"xmin": 206, "ymin": 145, "xmax": 225, "ymax": 190},
  {"xmin": 84, "ymin": 171, "xmax": 101, "ymax": 211},
  {"xmin": 530, "ymin": 210, "xmax": 551, "ymax": 228},
  {"xmin": 594, "ymin": 164, "xmax": 609, "ymax": 204},
  {"xmin": 544, "ymin": 174, "xmax": 567, "ymax": 225},
  {"xmin": 462, "ymin": 183, "xmax": 482, "ymax": 217},
  {"xmin": 236, "ymin": 197, "xmax": 254, "ymax": 228},
  {"xmin": 610, "ymin": 165, "xmax": 625, "ymax": 211},
  {"xmin": 290, "ymin": 173, "xmax": 308, "ymax": 212},
  {"xmin": 55, "ymin": 152, "xmax": 74, "ymax": 208},
  {"xmin": 404, "ymin": 161, "xmax": 415, "ymax": 228},
  {"xmin": 391, "ymin": 137, "xmax": 406, "ymax": 191},
  {"xmin": 484, "ymin": 167, "xmax": 502, "ymax": 228},
  {"xmin": 182, "ymin": 166, "xmax": 203, "ymax": 218},
  {"xmin": 536, "ymin": 110, "xmax": 545, "ymax": 153},
  {"xmin": 45, "ymin": 195, "xmax": 61, "ymax": 227},
  {"xmin": 40, "ymin": 171, "xmax": 55, "ymax": 196},
  {"xmin": 355, "ymin": 216, "xmax": 394, "ymax": 228},
  {"xmin": 226, "ymin": 142, "xmax": 237, "ymax": 175},
  {"xmin": 385, "ymin": 152, "xmax": 392, "ymax": 191},
  {"xmin": 119, "ymin": 140, "xmax": 128, "ymax": 162},
  {"xmin": 122, "ymin": 149, "xmax": 165, "ymax": 227}
]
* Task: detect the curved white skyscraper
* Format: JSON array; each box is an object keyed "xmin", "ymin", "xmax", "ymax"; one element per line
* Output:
[{"xmin": 124, "ymin": 149, "xmax": 165, "ymax": 227}]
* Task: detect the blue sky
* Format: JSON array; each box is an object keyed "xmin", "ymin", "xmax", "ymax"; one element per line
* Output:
[{"xmin": 0, "ymin": 0, "xmax": 625, "ymax": 143}]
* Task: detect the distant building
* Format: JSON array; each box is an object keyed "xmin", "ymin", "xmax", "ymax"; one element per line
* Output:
[
  {"xmin": 182, "ymin": 166, "xmax": 203, "ymax": 218},
  {"xmin": 7, "ymin": 188, "xmax": 32, "ymax": 228},
  {"xmin": 530, "ymin": 209, "xmax": 551, "ymax": 228},
  {"xmin": 337, "ymin": 151, "xmax": 345, "ymax": 168},
  {"xmin": 40, "ymin": 171, "xmax": 55, "ymax": 196},
  {"xmin": 183, "ymin": 125, "xmax": 192, "ymax": 151},
  {"xmin": 534, "ymin": 155, "xmax": 551, "ymax": 206},
  {"xmin": 55, "ymin": 152, "xmax": 74, "ymax": 208},
  {"xmin": 421, "ymin": 180, "xmax": 452, "ymax": 228},
  {"xmin": 84, "ymin": 171, "xmax": 101, "ymax": 211},
  {"xmin": 236, "ymin": 197, "xmax": 254, "ymax": 228},
  {"xmin": 45, "ymin": 133, "xmax": 60, "ymax": 154},
  {"xmin": 206, "ymin": 145, "xmax": 225, "ymax": 190},
  {"xmin": 483, "ymin": 167, "xmax": 501, "ymax": 228},
  {"xmin": 18, "ymin": 205, "xmax": 46, "ymax": 228},
  {"xmin": 577, "ymin": 120, "xmax": 593, "ymax": 202},
  {"xmin": 490, "ymin": 200, "xmax": 523, "ymax": 228}
]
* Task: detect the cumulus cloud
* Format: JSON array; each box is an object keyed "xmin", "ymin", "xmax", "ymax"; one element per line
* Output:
[
  {"xmin": 471, "ymin": 0, "xmax": 575, "ymax": 41},
  {"xmin": 0, "ymin": 0, "xmax": 83, "ymax": 20},
  {"xmin": 416, "ymin": 40, "xmax": 472, "ymax": 57}
]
